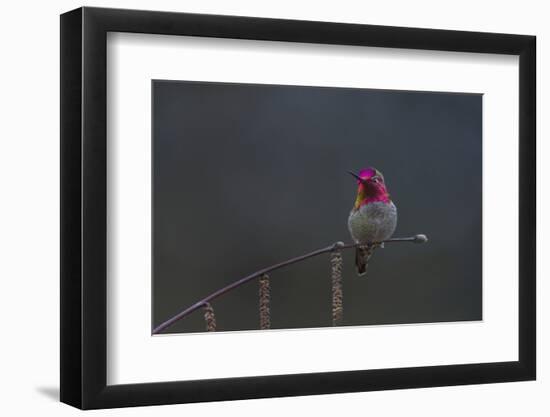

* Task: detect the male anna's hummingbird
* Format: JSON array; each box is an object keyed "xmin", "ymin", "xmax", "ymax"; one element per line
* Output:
[{"xmin": 347, "ymin": 167, "xmax": 397, "ymax": 277}]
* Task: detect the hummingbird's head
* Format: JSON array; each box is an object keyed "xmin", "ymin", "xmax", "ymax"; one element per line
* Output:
[{"xmin": 348, "ymin": 167, "xmax": 391, "ymax": 210}]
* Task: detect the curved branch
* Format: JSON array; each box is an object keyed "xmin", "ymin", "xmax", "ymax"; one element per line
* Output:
[{"xmin": 152, "ymin": 234, "xmax": 428, "ymax": 334}]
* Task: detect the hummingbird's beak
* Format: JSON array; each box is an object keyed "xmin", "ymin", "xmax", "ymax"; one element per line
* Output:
[{"xmin": 347, "ymin": 171, "xmax": 367, "ymax": 185}]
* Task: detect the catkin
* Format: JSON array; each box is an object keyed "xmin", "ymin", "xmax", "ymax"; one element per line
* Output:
[
  {"xmin": 259, "ymin": 274, "xmax": 271, "ymax": 330},
  {"xmin": 203, "ymin": 302, "xmax": 216, "ymax": 332},
  {"xmin": 331, "ymin": 250, "xmax": 344, "ymax": 326}
]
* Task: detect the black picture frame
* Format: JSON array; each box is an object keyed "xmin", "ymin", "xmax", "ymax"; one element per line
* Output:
[{"xmin": 60, "ymin": 6, "xmax": 536, "ymax": 410}]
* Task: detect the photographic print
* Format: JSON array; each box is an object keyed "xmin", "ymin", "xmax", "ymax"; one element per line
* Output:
[
  {"xmin": 61, "ymin": 8, "xmax": 536, "ymax": 408},
  {"xmin": 152, "ymin": 80, "xmax": 482, "ymax": 335}
]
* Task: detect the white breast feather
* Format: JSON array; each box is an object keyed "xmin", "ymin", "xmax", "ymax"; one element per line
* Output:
[{"xmin": 348, "ymin": 202, "xmax": 397, "ymax": 244}]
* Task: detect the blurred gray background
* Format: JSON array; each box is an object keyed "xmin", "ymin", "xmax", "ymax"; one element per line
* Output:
[{"xmin": 152, "ymin": 80, "xmax": 482, "ymax": 334}]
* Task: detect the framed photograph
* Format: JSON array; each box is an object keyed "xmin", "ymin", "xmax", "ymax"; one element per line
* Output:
[{"xmin": 60, "ymin": 6, "xmax": 536, "ymax": 409}]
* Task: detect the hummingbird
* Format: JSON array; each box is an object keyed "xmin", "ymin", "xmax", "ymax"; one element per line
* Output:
[{"xmin": 347, "ymin": 167, "xmax": 397, "ymax": 277}]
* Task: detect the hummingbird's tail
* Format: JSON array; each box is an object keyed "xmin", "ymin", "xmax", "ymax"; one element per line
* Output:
[{"xmin": 355, "ymin": 244, "xmax": 378, "ymax": 277}]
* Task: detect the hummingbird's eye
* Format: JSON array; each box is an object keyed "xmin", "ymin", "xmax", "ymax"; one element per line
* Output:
[{"xmin": 372, "ymin": 176, "xmax": 380, "ymax": 182}]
